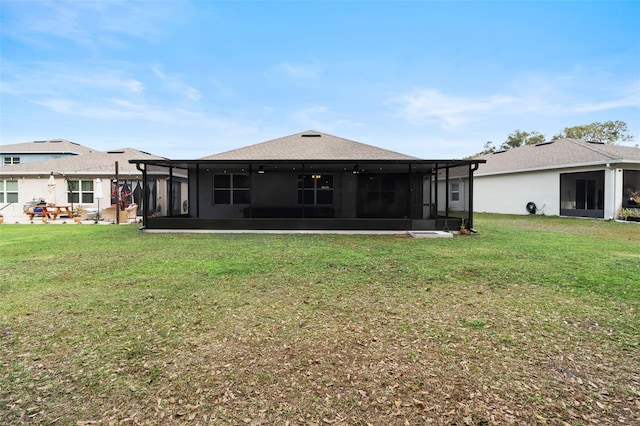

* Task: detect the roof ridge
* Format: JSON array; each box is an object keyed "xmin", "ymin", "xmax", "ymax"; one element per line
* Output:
[
  {"xmin": 564, "ymin": 138, "xmax": 620, "ymax": 161},
  {"xmin": 202, "ymin": 130, "xmax": 418, "ymax": 160}
]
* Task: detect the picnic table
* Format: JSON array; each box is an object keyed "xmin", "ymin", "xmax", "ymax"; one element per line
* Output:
[{"xmin": 26, "ymin": 205, "xmax": 74, "ymax": 220}]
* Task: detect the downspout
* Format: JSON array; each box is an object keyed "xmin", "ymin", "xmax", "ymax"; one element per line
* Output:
[{"xmin": 135, "ymin": 162, "xmax": 147, "ymax": 229}]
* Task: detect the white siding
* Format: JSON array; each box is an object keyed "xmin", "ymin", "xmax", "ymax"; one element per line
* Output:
[
  {"xmin": 0, "ymin": 176, "xmax": 110, "ymax": 222},
  {"xmin": 474, "ymin": 170, "xmax": 560, "ymax": 215}
]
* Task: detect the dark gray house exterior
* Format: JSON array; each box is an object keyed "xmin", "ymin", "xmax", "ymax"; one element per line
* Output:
[{"xmin": 130, "ymin": 131, "xmax": 484, "ymax": 231}]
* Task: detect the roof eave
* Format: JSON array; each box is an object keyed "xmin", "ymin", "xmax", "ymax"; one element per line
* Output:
[{"xmin": 476, "ymin": 159, "xmax": 639, "ymax": 176}]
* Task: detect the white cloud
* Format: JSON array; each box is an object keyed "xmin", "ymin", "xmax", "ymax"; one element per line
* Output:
[
  {"xmin": 392, "ymin": 89, "xmax": 517, "ymax": 128},
  {"xmin": 572, "ymin": 80, "xmax": 640, "ymax": 113},
  {"xmin": 33, "ymin": 97, "xmax": 238, "ymax": 131},
  {"xmin": 1, "ymin": 0, "xmax": 181, "ymax": 50},
  {"xmin": 151, "ymin": 64, "xmax": 202, "ymax": 101},
  {"xmin": 392, "ymin": 77, "xmax": 640, "ymax": 130},
  {"xmin": 276, "ymin": 61, "xmax": 321, "ymax": 80},
  {"xmin": 73, "ymin": 73, "xmax": 145, "ymax": 94},
  {"xmin": 290, "ymin": 105, "xmax": 329, "ymax": 129}
]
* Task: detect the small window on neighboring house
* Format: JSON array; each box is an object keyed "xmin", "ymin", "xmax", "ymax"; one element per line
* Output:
[
  {"xmin": 451, "ymin": 182, "xmax": 460, "ymax": 201},
  {"xmin": 3, "ymin": 156, "xmax": 20, "ymax": 165},
  {"xmin": 0, "ymin": 180, "xmax": 19, "ymax": 203},
  {"xmin": 213, "ymin": 174, "xmax": 250, "ymax": 204},
  {"xmin": 68, "ymin": 180, "xmax": 94, "ymax": 204}
]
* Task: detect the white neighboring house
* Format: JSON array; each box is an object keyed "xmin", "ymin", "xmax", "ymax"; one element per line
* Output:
[
  {"xmin": 0, "ymin": 147, "xmax": 175, "ymax": 222},
  {"xmin": 1, "ymin": 139, "xmax": 96, "ymax": 167},
  {"xmin": 473, "ymin": 138, "xmax": 640, "ymax": 219}
]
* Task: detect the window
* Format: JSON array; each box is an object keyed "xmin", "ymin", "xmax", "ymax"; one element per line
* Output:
[
  {"xmin": 3, "ymin": 156, "xmax": 20, "ymax": 165},
  {"xmin": 0, "ymin": 180, "xmax": 18, "ymax": 203},
  {"xmin": 68, "ymin": 180, "xmax": 94, "ymax": 204},
  {"xmin": 298, "ymin": 174, "xmax": 333, "ymax": 205},
  {"xmin": 451, "ymin": 182, "xmax": 460, "ymax": 201},
  {"xmin": 213, "ymin": 174, "xmax": 249, "ymax": 204}
]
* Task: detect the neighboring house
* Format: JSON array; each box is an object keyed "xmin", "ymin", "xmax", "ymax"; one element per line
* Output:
[
  {"xmin": 473, "ymin": 138, "xmax": 640, "ymax": 219},
  {"xmin": 0, "ymin": 139, "xmax": 96, "ymax": 167},
  {"xmin": 129, "ymin": 130, "xmax": 485, "ymax": 231},
  {"xmin": 0, "ymin": 147, "xmax": 175, "ymax": 221}
]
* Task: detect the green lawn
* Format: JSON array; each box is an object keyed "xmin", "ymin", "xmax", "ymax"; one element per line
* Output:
[{"xmin": 1, "ymin": 215, "xmax": 638, "ymax": 425}]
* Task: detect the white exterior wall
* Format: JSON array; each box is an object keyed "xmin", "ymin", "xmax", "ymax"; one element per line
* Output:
[
  {"xmin": 474, "ymin": 170, "xmax": 560, "ymax": 215},
  {"xmin": 474, "ymin": 165, "xmax": 629, "ymax": 217},
  {"xmin": 0, "ymin": 176, "xmax": 111, "ymax": 222}
]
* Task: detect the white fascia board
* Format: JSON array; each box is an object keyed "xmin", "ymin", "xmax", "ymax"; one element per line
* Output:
[{"xmin": 475, "ymin": 160, "xmax": 626, "ymax": 177}]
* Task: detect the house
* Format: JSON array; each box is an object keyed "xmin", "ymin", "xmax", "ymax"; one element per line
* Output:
[
  {"xmin": 1, "ymin": 139, "xmax": 96, "ymax": 167},
  {"xmin": 473, "ymin": 138, "xmax": 640, "ymax": 219},
  {"xmin": 129, "ymin": 131, "xmax": 485, "ymax": 231},
  {"xmin": 0, "ymin": 147, "xmax": 173, "ymax": 221}
]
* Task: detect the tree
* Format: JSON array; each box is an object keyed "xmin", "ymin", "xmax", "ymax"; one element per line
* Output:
[
  {"xmin": 468, "ymin": 130, "xmax": 546, "ymax": 158},
  {"xmin": 466, "ymin": 141, "xmax": 496, "ymax": 158},
  {"xmin": 554, "ymin": 120, "xmax": 634, "ymax": 144},
  {"xmin": 500, "ymin": 130, "xmax": 546, "ymax": 150}
]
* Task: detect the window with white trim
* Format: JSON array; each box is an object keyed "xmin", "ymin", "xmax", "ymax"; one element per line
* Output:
[
  {"xmin": 0, "ymin": 180, "xmax": 18, "ymax": 203},
  {"xmin": 3, "ymin": 156, "xmax": 20, "ymax": 165},
  {"xmin": 450, "ymin": 182, "xmax": 460, "ymax": 201},
  {"xmin": 68, "ymin": 180, "xmax": 94, "ymax": 203},
  {"xmin": 213, "ymin": 174, "xmax": 250, "ymax": 204}
]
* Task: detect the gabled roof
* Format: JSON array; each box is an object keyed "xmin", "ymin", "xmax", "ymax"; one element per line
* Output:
[
  {"xmin": 202, "ymin": 130, "xmax": 419, "ymax": 161},
  {"xmin": 0, "ymin": 148, "xmax": 165, "ymax": 176},
  {"xmin": 0, "ymin": 139, "xmax": 96, "ymax": 155},
  {"xmin": 476, "ymin": 138, "xmax": 640, "ymax": 176}
]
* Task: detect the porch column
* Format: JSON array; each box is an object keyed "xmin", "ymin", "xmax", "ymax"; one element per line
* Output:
[
  {"xmin": 142, "ymin": 164, "xmax": 148, "ymax": 227},
  {"xmin": 168, "ymin": 167, "xmax": 174, "ymax": 216},
  {"xmin": 604, "ymin": 166, "xmax": 623, "ymax": 219}
]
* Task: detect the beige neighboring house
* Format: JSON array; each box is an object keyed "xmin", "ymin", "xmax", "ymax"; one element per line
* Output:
[
  {"xmin": 0, "ymin": 147, "xmax": 175, "ymax": 222},
  {"xmin": 1, "ymin": 139, "xmax": 96, "ymax": 167},
  {"xmin": 473, "ymin": 138, "xmax": 640, "ymax": 219}
]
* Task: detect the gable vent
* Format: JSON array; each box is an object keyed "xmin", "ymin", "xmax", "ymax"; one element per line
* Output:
[{"xmin": 301, "ymin": 134, "xmax": 321, "ymax": 137}]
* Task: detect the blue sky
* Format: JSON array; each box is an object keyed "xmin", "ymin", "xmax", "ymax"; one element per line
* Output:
[{"xmin": 1, "ymin": 0, "xmax": 639, "ymax": 159}]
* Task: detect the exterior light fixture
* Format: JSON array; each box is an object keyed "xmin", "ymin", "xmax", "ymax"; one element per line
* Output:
[
  {"xmin": 353, "ymin": 164, "xmax": 359, "ymax": 174},
  {"xmin": 258, "ymin": 166, "xmax": 265, "ymax": 174}
]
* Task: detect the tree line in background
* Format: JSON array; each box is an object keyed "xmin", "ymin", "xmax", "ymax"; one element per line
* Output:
[{"xmin": 471, "ymin": 120, "xmax": 635, "ymax": 157}]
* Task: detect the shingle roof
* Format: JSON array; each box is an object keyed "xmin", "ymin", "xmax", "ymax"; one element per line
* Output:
[
  {"xmin": 0, "ymin": 139, "xmax": 96, "ymax": 155},
  {"xmin": 476, "ymin": 138, "xmax": 640, "ymax": 176},
  {"xmin": 202, "ymin": 130, "xmax": 419, "ymax": 161},
  {"xmin": 0, "ymin": 148, "xmax": 165, "ymax": 176}
]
